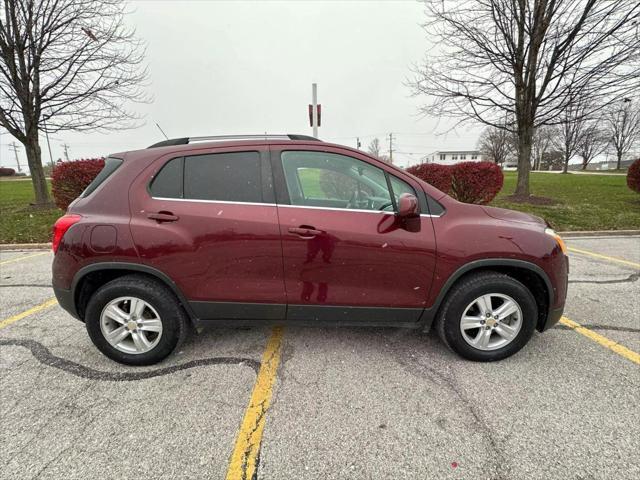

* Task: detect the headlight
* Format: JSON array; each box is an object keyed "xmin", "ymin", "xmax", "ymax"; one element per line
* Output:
[{"xmin": 545, "ymin": 228, "xmax": 567, "ymax": 255}]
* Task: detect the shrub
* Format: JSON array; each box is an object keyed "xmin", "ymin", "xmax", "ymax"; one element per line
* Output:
[
  {"xmin": 450, "ymin": 161, "xmax": 504, "ymax": 204},
  {"xmin": 406, "ymin": 163, "xmax": 452, "ymax": 194},
  {"xmin": 51, "ymin": 158, "xmax": 105, "ymax": 210},
  {"xmin": 627, "ymin": 158, "xmax": 640, "ymax": 194},
  {"xmin": 0, "ymin": 167, "xmax": 16, "ymax": 176}
]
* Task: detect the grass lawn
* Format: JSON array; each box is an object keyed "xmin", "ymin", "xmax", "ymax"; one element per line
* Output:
[
  {"xmin": 0, "ymin": 179, "xmax": 62, "ymax": 244},
  {"xmin": 492, "ymin": 172, "xmax": 640, "ymax": 231}
]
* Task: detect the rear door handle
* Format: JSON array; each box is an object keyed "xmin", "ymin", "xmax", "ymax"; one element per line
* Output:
[
  {"xmin": 147, "ymin": 211, "xmax": 179, "ymax": 222},
  {"xmin": 289, "ymin": 226, "xmax": 323, "ymax": 238}
]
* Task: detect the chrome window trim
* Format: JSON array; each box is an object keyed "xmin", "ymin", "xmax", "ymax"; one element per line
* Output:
[
  {"xmin": 151, "ymin": 196, "xmax": 443, "ymax": 216},
  {"xmin": 151, "ymin": 197, "xmax": 276, "ymax": 207}
]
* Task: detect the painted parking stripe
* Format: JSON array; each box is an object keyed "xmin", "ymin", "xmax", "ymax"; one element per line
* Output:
[
  {"xmin": 567, "ymin": 247, "xmax": 640, "ymax": 269},
  {"xmin": 560, "ymin": 316, "xmax": 640, "ymax": 365},
  {"xmin": 225, "ymin": 327, "xmax": 284, "ymax": 480},
  {"xmin": 0, "ymin": 298, "xmax": 58, "ymax": 330},
  {"xmin": 0, "ymin": 251, "xmax": 49, "ymax": 266}
]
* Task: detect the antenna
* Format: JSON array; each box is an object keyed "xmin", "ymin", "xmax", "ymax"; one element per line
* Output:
[{"xmin": 155, "ymin": 123, "xmax": 169, "ymax": 140}]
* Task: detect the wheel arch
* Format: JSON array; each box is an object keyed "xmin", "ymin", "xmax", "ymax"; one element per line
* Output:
[
  {"xmin": 422, "ymin": 259, "xmax": 553, "ymax": 332},
  {"xmin": 72, "ymin": 262, "xmax": 197, "ymax": 324}
]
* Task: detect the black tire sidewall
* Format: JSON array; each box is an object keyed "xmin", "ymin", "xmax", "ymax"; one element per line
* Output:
[
  {"xmin": 85, "ymin": 276, "xmax": 186, "ymax": 366},
  {"xmin": 441, "ymin": 275, "xmax": 538, "ymax": 361}
]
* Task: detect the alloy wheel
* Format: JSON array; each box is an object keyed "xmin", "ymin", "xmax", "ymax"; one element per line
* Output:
[
  {"xmin": 459, "ymin": 293, "xmax": 523, "ymax": 351},
  {"xmin": 100, "ymin": 296, "xmax": 163, "ymax": 354}
]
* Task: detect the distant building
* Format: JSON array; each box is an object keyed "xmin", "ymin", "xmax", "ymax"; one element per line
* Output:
[
  {"xmin": 568, "ymin": 157, "xmax": 636, "ymax": 171},
  {"xmin": 418, "ymin": 150, "xmax": 485, "ymax": 166}
]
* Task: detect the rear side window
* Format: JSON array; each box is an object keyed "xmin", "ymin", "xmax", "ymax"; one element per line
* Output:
[
  {"xmin": 185, "ymin": 152, "xmax": 262, "ymax": 202},
  {"xmin": 149, "ymin": 151, "xmax": 263, "ymax": 203},
  {"xmin": 81, "ymin": 157, "xmax": 123, "ymax": 198}
]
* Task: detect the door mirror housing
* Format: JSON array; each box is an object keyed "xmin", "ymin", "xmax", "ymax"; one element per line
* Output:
[{"xmin": 397, "ymin": 193, "xmax": 419, "ymax": 218}]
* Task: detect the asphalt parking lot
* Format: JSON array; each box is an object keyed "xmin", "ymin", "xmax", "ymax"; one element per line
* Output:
[{"xmin": 1, "ymin": 236, "xmax": 638, "ymax": 480}]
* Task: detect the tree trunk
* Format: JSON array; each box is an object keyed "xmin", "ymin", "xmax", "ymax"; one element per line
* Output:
[
  {"xmin": 24, "ymin": 131, "xmax": 52, "ymax": 206},
  {"xmin": 581, "ymin": 161, "xmax": 588, "ymax": 170},
  {"xmin": 562, "ymin": 150, "xmax": 569, "ymax": 174},
  {"xmin": 616, "ymin": 152, "xmax": 622, "ymax": 170},
  {"xmin": 514, "ymin": 123, "xmax": 532, "ymax": 196}
]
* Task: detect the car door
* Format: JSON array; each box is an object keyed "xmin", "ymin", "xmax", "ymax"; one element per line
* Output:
[
  {"xmin": 129, "ymin": 145, "xmax": 286, "ymax": 321},
  {"xmin": 271, "ymin": 145, "xmax": 437, "ymax": 325}
]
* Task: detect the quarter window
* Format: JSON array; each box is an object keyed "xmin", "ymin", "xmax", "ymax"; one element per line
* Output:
[{"xmin": 150, "ymin": 157, "xmax": 183, "ymax": 198}]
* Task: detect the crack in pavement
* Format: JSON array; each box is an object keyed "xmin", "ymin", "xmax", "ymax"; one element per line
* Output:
[
  {"xmin": 568, "ymin": 272, "xmax": 639, "ymax": 284},
  {"xmin": 383, "ymin": 332, "xmax": 509, "ymax": 479},
  {"xmin": 0, "ymin": 338, "xmax": 260, "ymax": 381},
  {"xmin": 554, "ymin": 324, "xmax": 640, "ymax": 333}
]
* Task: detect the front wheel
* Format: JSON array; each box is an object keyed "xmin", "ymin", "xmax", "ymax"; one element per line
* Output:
[
  {"xmin": 435, "ymin": 272, "xmax": 538, "ymax": 361},
  {"xmin": 85, "ymin": 275, "xmax": 188, "ymax": 366}
]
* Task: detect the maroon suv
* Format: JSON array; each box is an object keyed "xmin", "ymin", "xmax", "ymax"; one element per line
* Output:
[{"xmin": 52, "ymin": 134, "xmax": 568, "ymax": 365}]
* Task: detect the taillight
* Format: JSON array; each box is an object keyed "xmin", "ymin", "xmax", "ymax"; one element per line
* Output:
[{"xmin": 52, "ymin": 214, "xmax": 81, "ymax": 253}]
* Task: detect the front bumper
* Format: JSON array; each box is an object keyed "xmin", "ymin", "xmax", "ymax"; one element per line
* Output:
[{"xmin": 540, "ymin": 305, "xmax": 564, "ymax": 331}]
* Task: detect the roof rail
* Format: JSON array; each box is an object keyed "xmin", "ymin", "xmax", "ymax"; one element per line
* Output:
[{"xmin": 147, "ymin": 134, "xmax": 321, "ymax": 149}]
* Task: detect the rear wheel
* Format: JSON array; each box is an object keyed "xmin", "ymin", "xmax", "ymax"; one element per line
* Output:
[
  {"xmin": 85, "ymin": 275, "xmax": 188, "ymax": 365},
  {"xmin": 435, "ymin": 272, "xmax": 537, "ymax": 361}
]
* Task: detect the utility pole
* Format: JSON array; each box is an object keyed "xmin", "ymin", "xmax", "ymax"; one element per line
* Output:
[
  {"xmin": 42, "ymin": 117, "xmax": 54, "ymax": 170},
  {"xmin": 388, "ymin": 133, "xmax": 394, "ymax": 164},
  {"xmin": 356, "ymin": 137, "xmax": 361, "ymax": 149},
  {"xmin": 311, "ymin": 83, "xmax": 318, "ymax": 138},
  {"xmin": 61, "ymin": 143, "xmax": 70, "ymax": 161},
  {"xmin": 9, "ymin": 141, "xmax": 22, "ymax": 172}
]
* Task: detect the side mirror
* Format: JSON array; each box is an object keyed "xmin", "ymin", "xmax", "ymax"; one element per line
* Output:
[{"xmin": 397, "ymin": 193, "xmax": 419, "ymax": 218}]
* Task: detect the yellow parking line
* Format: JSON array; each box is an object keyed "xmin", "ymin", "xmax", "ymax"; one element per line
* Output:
[
  {"xmin": 560, "ymin": 316, "xmax": 640, "ymax": 365},
  {"xmin": 567, "ymin": 247, "xmax": 640, "ymax": 269},
  {"xmin": 225, "ymin": 327, "xmax": 284, "ymax": 480},
  {"xmin": 0, "ymin": 298, "xmax": 58, "ymax": 330},
  {"xmin": 0, "ymin": 251, "xmax": 49, "ymax": 266}
]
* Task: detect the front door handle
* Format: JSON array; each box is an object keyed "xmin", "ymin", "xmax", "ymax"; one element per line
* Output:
[
  {"xmin": 147, "ymin": 211, "xmax": 179, "ymax": 222},
  {"xmin": 289, "ymin": 226, "xmax": 323, "ymax": 238}
]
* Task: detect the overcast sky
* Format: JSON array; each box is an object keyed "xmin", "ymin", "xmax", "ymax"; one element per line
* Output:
[{"xmin": 1, "ymin": 0, "xmax": 485, "ymax": 171}]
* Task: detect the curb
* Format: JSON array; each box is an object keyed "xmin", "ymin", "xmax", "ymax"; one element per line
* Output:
[
  {"xmin": 559, "ymin": 230, "xmax": 640, "ymax": 238},
  {"xmin": 0, "ymin": 243, "xmax": 51, "ymax": 251}
]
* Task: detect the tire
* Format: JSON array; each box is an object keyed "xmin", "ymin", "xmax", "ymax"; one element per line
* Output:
[
  {"xmin": 435, "ymin": 271, "xmax": 538, "ymax": 362},
  {"xmin": 85, "ymin": 274, "xmax": 188, "ymax": 366}
]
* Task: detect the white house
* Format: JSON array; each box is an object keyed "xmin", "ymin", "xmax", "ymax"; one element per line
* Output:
[{"xmin": 419, "ymin": 150, "xmax": 485, "ymax": 166}]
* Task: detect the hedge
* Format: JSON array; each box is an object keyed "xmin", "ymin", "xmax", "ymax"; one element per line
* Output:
[
  {"xmin": 405, "ymin": 163, "xmax": 451, "ymax": 194},
  {"xmin": 406, "ymin": 161, "xmax": 503, "ymax": 205},
  {"xmin": 51, "ymin": 158, "xmax": 105, "ymax": 210},
  {"xmin": 450, "ymin": 161, "xmax": 504, "ymax": 204},
  {"xmin": 627, "ymin": 158, "xmax": 640, "ymax": 194}
]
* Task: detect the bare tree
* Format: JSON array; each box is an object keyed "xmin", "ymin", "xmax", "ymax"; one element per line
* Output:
[
  {"xmin": 577, "ymin": 122, "xmax": 608, "ymax": 170},
  {"xmin": 553, "ymin": 101, "xmax": 589, "ymax": 173},
  {"xmin": 0, "ymin": 0, "xmax": 148, "ymax": 205},
  {"xmin": 411, "ymin": 0, "xmax": 640, "ymax": 196},
  {"xmin": 605, "ymin": 100, "xmax": 640, "ymax": 170},
  {"xmin": 531, "ymin": 126, "xmax": 554, "ymax": 171},
  {"xmin": 367, "ymin": 137, "xmax": 390, "ymax": 163},
  {"xmin": 477, "ymin": 126, "xmax": 512, "ymax": 165}
]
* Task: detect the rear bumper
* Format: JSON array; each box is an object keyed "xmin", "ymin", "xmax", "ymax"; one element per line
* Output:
[{"xmin": 53, "ymin": 285, "xmax": 80, "ymax": 320}]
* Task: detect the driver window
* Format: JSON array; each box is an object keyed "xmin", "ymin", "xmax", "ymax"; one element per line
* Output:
[{"xmin": 281, "ymin": 151, "xmax": 392, "ymax": 211}]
